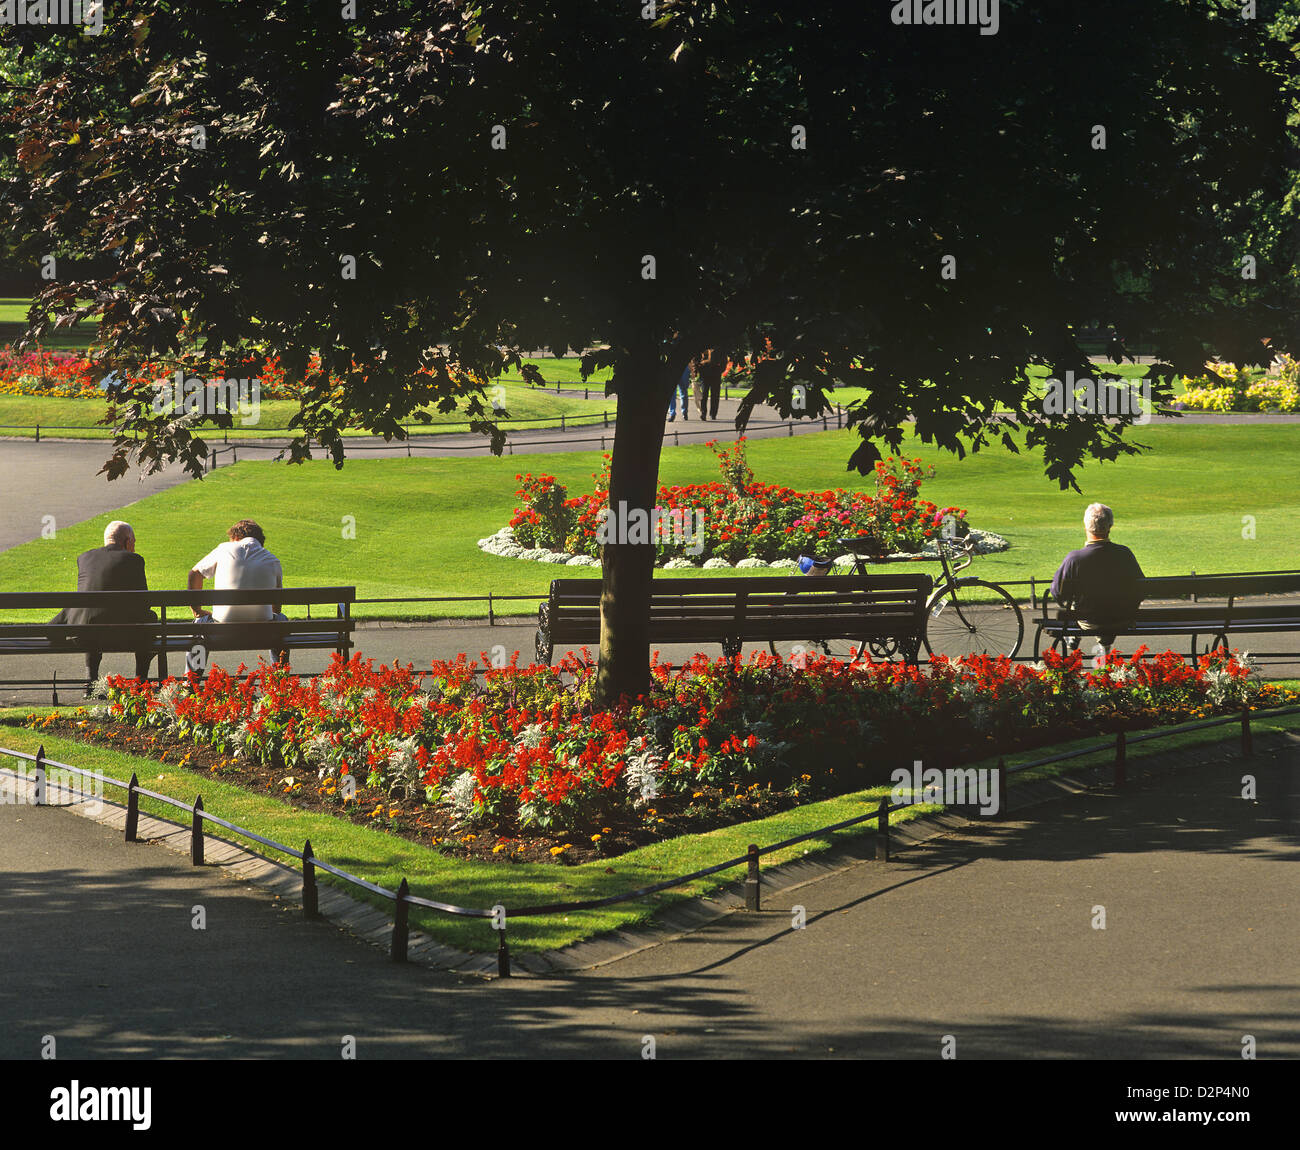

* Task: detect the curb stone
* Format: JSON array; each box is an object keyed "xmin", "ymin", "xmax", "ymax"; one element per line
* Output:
[{"xmin": 1, "ymin": 727, "xmax": 1286, "ymax": 977}]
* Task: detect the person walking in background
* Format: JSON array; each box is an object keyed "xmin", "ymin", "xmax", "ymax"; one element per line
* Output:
[
  {"xmin": 1049, "ymin": 502, "xmax": 1145, "ymax": 657},
  {"xmin": 695, "ymin": 348, "xmax": 727, "ymax": 420},
  {"xmin": 667, "ymin": 364, "xmax": 691, "ymax": 422},
  {"xmin": 50, "ymin": 520, "xmax": 157, "ymax": 690},
  {"xmin": 1106, "ymin": 329, "xmax": 1135, "ymax": 365}
]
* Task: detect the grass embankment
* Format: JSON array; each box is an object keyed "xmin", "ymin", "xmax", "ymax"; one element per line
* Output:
[
  {"xmin": 0, "ymin": 424, "xmax": 1296, "ymax": 620},
  {"xmin": 0, "ymin": 382, "xmax": 614, "ymax": 440},
  {"xmin": 1, "ymin": 706, "xmax": 1295, "ymax": 953}
]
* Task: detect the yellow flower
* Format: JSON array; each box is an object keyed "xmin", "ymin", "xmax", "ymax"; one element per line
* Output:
[
  {"xmin": 492, "ymin": 843, "xmax": 507, "ymax": 853},
  {"xmin": 550, "ymin": 844, "xmax": 570, "ymax": 856},
  {"xmin": 590, "ymin": 833, "xmax": 602, "ymax": 842}
]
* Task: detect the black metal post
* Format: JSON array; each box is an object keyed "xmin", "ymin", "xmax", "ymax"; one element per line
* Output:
[
  {"xmin": 488, "ymin": 592, "xmax": 495, "ymax": 626},
  {"xmin": 51, "ymin": 671, "xmax": 59, "ymax": 707},
  {"xmin": 1241, "ymin": 709, "xmax": 1252, "ymax": 756},
  {"xmin": 392, "ymin": 878, "xmax": 409, "ymax": 962},
  {"xmin": 302, "ymin": 839, "xmax": 318, "ymax": 919},
  {"xmin": 875, "ymin": 798, "xmax": 890, "ymax": 860},
  {"xmin": 996, "ymin": 757, "xmax": 1008, "ymax": 819},
  {"xmin": 33, "ymin": 745, "xmax": 46, "ymax": 806},
  {"xmin": 745, "ymin": 843, "xmax": 761, "ymax": 911},
  {"xmin": 190, "ymin": 796, "xmax": 204, "ymax": 865},
  {"xmin": 125, "ymin": 773, "xmax": 139, "ymax": 841},
  {"xmin": 1114, "ymin": 731, "xmax": 1127, "ymax": 787},
  {"xmin": 497, "ymin": 926, "xmax": 511, "ymax": 978}
]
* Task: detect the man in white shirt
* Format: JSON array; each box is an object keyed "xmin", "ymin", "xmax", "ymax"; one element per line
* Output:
[{"xmin": 188, "ymin": 520, "xmax": 288, "ymax": 664}]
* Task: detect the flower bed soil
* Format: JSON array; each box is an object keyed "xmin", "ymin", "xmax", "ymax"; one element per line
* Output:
[{"xmin": 26, "ymin": 714, "xmax": 805, "ymax": 866}]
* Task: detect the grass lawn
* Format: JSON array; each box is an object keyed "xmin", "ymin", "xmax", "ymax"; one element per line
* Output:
[
  {"xmin": 0, "ymin": 385, "xmax": 614, "ymax": 439},
  {"xmin": 0, "ymin": 298, "xmax": 98, "ymax": 352},
  {"xmin": 2, "ymin": 706, "xmax": 1295, "ymax": 953},
  {"xmin": 0, "ymin": 423, "xmax": 1296, "ymax": 620},
  {"xmin": 827, "ymin": 362, "xmax": 1191, "ymax": 409}
]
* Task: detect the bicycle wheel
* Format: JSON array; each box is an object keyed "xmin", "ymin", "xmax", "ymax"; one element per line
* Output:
[
  {"xmin": 923, "ymin": 580, "xmax": 1024, "ymax": 661},
  {"xmin": 768, "ymin": 638, "xmax": 866, "ymax": 666}
]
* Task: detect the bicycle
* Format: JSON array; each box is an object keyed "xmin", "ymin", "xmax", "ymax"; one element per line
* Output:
[{"xmin": 769, "ymin": 535, "xmax": 1024, "ymax": 664}]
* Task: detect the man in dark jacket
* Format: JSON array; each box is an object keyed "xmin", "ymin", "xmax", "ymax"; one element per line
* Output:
[
  {"xmin": 1050, "ymin": 503, "xmax": 1145, "ymax": 651},
  {"xmin": 694, "ymin": 348, "xmax": 727, "ymax": 420},
  {"xmin": 51, "ymin": 520, "xmax": 157, "ymax": 684}
]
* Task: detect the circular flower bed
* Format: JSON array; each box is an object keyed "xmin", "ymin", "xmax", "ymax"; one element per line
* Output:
[
  {"xmin": 493, "ymin": 442, "xmax": 1007, "ymax": 567},
  {"xmin": 478, "ymin": 523, "xmax": 1009, "ymax": 568}
]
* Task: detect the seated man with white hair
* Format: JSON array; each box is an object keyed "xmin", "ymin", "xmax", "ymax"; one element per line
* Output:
[
  {"xmin": 1050, "ymin": 503, "xmax": 1145, "ymax": 652},
  {"xmin": 50, "ymin": 520, "xmax": 157, "ymax": 688}
]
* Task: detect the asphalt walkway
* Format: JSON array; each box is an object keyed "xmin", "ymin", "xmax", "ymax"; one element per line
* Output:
[{"xmin": 1, "ymin": 739, "xmax": 1294, "ymax": 1058}]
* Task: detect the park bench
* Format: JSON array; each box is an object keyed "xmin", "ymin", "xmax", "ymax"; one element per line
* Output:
[
  {"xmin": 1031, "ymin": 572, "xmax": 1300, "ymax": 658},
  {"xmin": 0, "ymin": 587, "xmax": 356, "ymax": 698},
  {"xmin": 535, "ymin": 574, "xmax": 933, "ymax": 665}
]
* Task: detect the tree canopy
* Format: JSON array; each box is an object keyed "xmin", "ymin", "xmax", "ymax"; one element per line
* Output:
[{"xmin": 3, "ymin": 0, "xmax": 1298, "ymax": 700}]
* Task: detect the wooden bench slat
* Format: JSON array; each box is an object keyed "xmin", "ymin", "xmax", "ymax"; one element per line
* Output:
[
  {"xmin": 0, "ymin": 587, "xmax": 357, "ymax": 682},
  {"xmin": 538, "ymin": 575, "xmax": 932, "ymax": 665},
  {"xmin": 1033, "ymin": 572, "xmax": 1300, "ymax": 656}
]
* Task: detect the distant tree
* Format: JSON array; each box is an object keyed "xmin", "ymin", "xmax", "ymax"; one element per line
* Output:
[{"xmin": 4, "ymin": 0, "xmax": 1297, "ymax": 702}]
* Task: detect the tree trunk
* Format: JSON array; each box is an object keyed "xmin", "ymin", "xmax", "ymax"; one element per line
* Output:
[{"xmin": 593, "ymin": 363, "xmax": 673, "ymax": 706}]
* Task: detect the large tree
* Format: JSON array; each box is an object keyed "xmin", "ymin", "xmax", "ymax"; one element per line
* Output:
[{"xmin": 4, "ymin": 0, "xmax": 1298, "ymax": 703}]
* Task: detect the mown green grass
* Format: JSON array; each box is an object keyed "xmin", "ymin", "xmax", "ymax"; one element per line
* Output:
[
  {"xmin": 0, "ymin": 383, "xmax": 614, "ymax": 439},
  {"xmin": 826, "ymin": 361, "xmax": 1198, "ymax": 409},
  {"xmin": 0, "ymin": 423, "xmax": 1296, "ymax": 620},
  {"xmin": 0, "ymin": 298, "xmax": 97, "ymax": 351},
  {"xmin": 2, "ymin": 707, "xmax": 1295, "ymax": 953}
]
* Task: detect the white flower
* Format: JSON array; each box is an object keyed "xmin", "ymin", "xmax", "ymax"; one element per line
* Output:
[
  {"xmin": 514, "ymin": 723, "xmax": 549, "ymax": 749},
  {"xmin": 386, "ymin": 736, "xmax": 423, "ymax": 793},
  {"xmin": 302, "ymin": 732, "xmax": 334, "ymax": 767},
  {"xmin": 444, "ymin": 771, "xmax": 479, "ymax": 824},
  {"xmin": 625, "ymin": 740, "xmax": 663, "ymax": 806}
]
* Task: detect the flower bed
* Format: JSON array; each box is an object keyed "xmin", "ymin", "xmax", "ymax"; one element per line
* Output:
[
  {"xmin": 62, "ymin": 647, "xmax": 1293, "ymax": 859},
  {"xmin": 1173, "ymin": 355, "xmax": 1300, "ymax": 413},
  {"xmin": 494, "ymin": 442, "xmax": 999, "ymax": 567},
  {"xmin": 1, "ymin": 345, "xmax": 319, "ymax": 401}
]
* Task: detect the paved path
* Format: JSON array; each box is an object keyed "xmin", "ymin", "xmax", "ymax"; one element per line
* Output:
[
  {"xmin": 0, "ymin": 440, "xmax": 197, "ymax": 552},
  {"xmin": 1, "ymin": 740, "xmax": 1295, "ymax": 1058}
]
